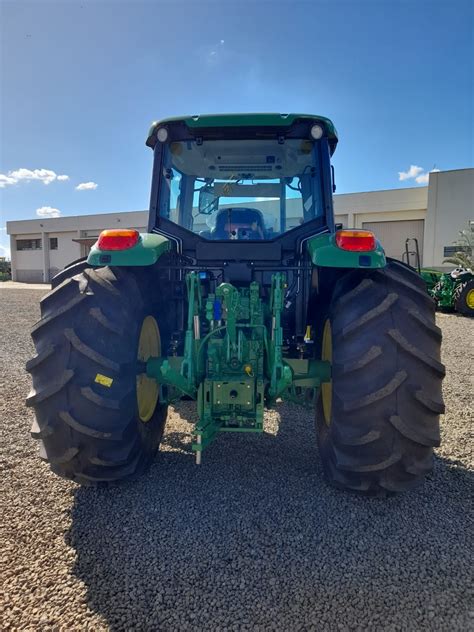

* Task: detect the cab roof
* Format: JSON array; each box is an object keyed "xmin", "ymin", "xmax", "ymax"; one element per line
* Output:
[{"xmin": 146, "ymin": 113, "xmax": 338, "ymax": 155}]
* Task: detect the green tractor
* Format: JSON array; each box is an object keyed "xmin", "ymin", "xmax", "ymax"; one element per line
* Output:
[
  {"xmin": 26, "ymin": 113, "xmax": 445, "ymax": 494},
  {"xmin": 422, "ymin": 268, "xmax": 474, "ymax": 316}
]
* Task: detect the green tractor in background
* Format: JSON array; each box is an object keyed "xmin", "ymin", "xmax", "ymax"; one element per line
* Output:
[
  {"xmin": 26, "ymin": 113, "xmax": 445, "ymax": 494},
  {"xmin": 418, "ymin": 229, "xmax": 474, "ymax": 316},
  {"xmin": 422, "ymin": 268, "xmax": 474, "ymax": 316}
]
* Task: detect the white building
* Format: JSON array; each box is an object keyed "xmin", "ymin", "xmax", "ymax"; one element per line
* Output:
[
  {"xmin": 6, "ymin": 168, "xmax": 473, "ymax": 283},
  {"xmin": 7, "ymin": 211, "xmax": 148, "ymax": 283}
]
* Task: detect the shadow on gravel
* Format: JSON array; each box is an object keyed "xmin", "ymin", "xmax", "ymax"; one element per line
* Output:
[{"xmin": 66, "ymin": 402, "xmax": 473, "ymax": 630}]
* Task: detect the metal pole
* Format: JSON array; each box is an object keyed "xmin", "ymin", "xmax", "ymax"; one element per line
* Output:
[
  {"xmin": 193, "ymin": 314, "xmax": 201, "ymax": 339},
  {"xmin": 196, "ymin": 435, "xmax": 202, "ymax": 464}
]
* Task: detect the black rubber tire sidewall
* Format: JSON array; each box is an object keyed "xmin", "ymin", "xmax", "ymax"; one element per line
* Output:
[
  {"xmin": 27, "ymin": 266, "xmax": 168, "ymax": 485},
  {"xmin": 315, "ymin": 259, "xmax": 444, "ymax": 495},
  {"xmin": 454, "ymin": 280, "xmax": 474, "ymax": 316}
]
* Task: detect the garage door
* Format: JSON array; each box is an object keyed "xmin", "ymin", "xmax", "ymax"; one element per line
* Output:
[{"xmin": 362, "ymin": 220, "xmax": 424, "ymax": 267}]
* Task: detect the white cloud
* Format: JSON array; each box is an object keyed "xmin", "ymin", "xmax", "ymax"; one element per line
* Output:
[
  {"xmin": 0, "ymin": 168, "xmax": 70, "ymax": 188},
  {"xmin": 0, "ymin": 174, "xmax": 17, "ymax": 188},
  {"xmin": 415, "ymin": 173, "xmax": 429, "ymax": 184},
  {"xmin": 36, "ymin": 206, "xmax": 61, "ymax": 218},
  {"xmin": 415, "ymin": 168, "xmax": 441, "ymax": 184},
  {"xmin": 75, "ymin": 181, "xmax": 98, "ymax": 191},
  {"xmin": 398, "ymin": 165, "xmax": 424, "ymax": 181}
]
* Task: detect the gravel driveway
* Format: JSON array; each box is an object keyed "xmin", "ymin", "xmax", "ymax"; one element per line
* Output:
[{"xmin": 1, "ymin": 288, "xmax": 473, "ymax": 631}]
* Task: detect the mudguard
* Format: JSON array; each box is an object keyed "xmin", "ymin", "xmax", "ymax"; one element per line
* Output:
[
  {"xmin": 306, "ymin": 232, "xmax": 386, "ymax": 269},
  {"xmin": 87, "ymin": 233, "xmax": 171, "ymax": 267}
]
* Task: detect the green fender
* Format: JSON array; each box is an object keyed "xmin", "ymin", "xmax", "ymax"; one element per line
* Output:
[
  {"xmin": 306, "ymin": 233, "xmax": 386, "ymax": 269},
  {"xmin": 87, "ymin": 233, "xmax": 171, "ymax": 267}
]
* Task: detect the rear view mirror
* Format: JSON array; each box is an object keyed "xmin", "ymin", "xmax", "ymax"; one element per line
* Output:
[{"xmin": 198, "ymin": 186, "xmax": 220, "ymax": 215}]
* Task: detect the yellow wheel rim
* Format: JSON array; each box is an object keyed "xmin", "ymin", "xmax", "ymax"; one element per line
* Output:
[
  {"xmin": 321, "ymin": 319, "xmax": 333, "ymax": 426},
  {"xmin": 466, "ymin": 288, "xmax": 474, "ymax": 309},
  {"xmin": 136, "ymin": 315, "xmax": 160, "ymax": 422}
]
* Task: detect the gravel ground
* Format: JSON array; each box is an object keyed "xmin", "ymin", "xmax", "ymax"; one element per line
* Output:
[{"xmin": 1, "ymin": 288, "xmax": 473, "ymax": 631}]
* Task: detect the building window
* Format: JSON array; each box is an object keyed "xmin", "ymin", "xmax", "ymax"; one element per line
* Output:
[
  {"xmin": 443, "ymin": 245, "xmax": 471, "ymax": 257},
  {"xmin": 49, "ymin": 237, "xmax": 58, "ymax": 250},
  {"xmin": 16, "ymin": 238, "xmax": 42, "ymax": 251}
]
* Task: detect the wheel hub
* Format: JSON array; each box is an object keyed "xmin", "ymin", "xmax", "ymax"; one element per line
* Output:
[
  {"xmin": 136, "ymin": 315, "xmax": 160, "ymax": 422},
  {"xmin": 321, "ymin": 319, "xmax": 333, "ymax": 426},
  {"xmin": 466, "ymin": 288, "xmax": 474, "ymax": 309}
]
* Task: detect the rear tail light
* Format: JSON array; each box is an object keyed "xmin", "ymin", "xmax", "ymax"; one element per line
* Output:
[
  {"xmin": 335, "ymin": 229, "xmax": 376, "ymax": 252},
  {"xmin": 97, "ymin": 229, "xmax": 140, "ymax": 251}
]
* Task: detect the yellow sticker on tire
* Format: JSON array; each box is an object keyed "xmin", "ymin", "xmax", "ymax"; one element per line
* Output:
[{"xmin": 95, "ymin": 373, "xmax": 113, "ymax": 387}]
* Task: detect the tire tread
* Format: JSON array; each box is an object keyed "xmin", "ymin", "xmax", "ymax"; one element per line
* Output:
[{"xmin": 316, "ymin": 259, "xmax": 444, "ymax": 495}]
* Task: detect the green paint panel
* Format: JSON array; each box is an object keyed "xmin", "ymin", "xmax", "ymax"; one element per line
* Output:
[
  {"xmin": 87, "ymin": 233, "xmax": 171, "ymax": 267},
  {"xmin": 420, "ymin": 269, "xmax": 443, "ymax": 293},
  {"xmin": 306, "ymin": 233, "xmax": 386, "ymax": 269},
  {"xmin": 430, "ymin": 273, "xmax": 455, "ymax": 308}
]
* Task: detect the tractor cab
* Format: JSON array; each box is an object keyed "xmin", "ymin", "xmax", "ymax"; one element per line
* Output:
[{"xmin": 146, "ymin": 113, "xmax": 338, "ymax": 249}]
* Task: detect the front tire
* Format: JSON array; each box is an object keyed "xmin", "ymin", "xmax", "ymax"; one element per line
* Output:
[
  {"xmin": 26, "ymin": 266, "xmax": 168, "ymax": 485},
  {"xmin": 316, "ymin": 260, "xmax": 445, "ymax": 494}
]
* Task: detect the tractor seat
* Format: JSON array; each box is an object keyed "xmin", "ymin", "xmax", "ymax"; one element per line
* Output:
[{"xmin": 211, "ymin": 207, "xmax": 266, "ymax": 240}]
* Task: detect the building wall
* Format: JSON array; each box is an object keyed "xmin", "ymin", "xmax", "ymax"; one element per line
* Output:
[
  {"xmin": 10, "ymin": 231, "xmax": 83, "ymax": 282},
  {"xmin": 423, "ymin": 169, "xmax": 474, "ymax": 269},
  {"xmin": 362, "ymin": 219, "xmax": 425, "ymax": 265},
  {"xmin": 10, "ymin": 233, "xmax": 44, "ymax": 282},
  {"xmin": 8, "ymin": 211, "xmax": 148, "ymax": 282},
  {"xmin": 334, "ymin": 214, "xmax": 348, "ymax": 227},
  {"xmin": 333, "ymin": 186, "xmax": 428, "ymax": 229},
  {"xmin": 6, "ymin": 170, "xmax": 473, "ymax": 281},
  {"xmin": 48, "ymin": 231, "xmax": 83, "ymax": 278},
  {"xmin": 333, "ymin": 187, "xmax": 428, "ymax": 266}
]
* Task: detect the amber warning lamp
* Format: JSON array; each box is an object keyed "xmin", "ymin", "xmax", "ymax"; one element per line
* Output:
[
  {"xmin": 335, "ymin": 229, "xmax": 376, "ymax": 252},
  {"xmin": 97, "ymin": 229, "xmax": 140, "ymax": 251}
]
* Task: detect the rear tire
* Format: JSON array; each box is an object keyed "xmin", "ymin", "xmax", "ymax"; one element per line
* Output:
[
  {"xmin": 51, "ymin": 257, "xmax": 89, "ymax": 289},
  {"xmin": 26, "ymin": 266, "xmax": 168, "ymax": 485},
  {"xmin": 316, "ymin": 259, "xmax": 445, "ymax": 495},
  {"xmin": 454, "ymin": 279, "xmax": 474, "ymax": 316}
]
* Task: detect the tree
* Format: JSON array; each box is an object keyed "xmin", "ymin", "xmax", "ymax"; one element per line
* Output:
[
  {"xmin": 0, "ymin": 259, "xmax": 11, "ymax": 281},
  {"xmin": 443, "ymin": 229, "xmax": 473, "ymax": 269}
]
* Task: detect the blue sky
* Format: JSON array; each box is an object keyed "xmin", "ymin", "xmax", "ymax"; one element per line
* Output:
[{"xmin": 1, "ymin": 0, "xmax": 473, "ymax": 257}]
